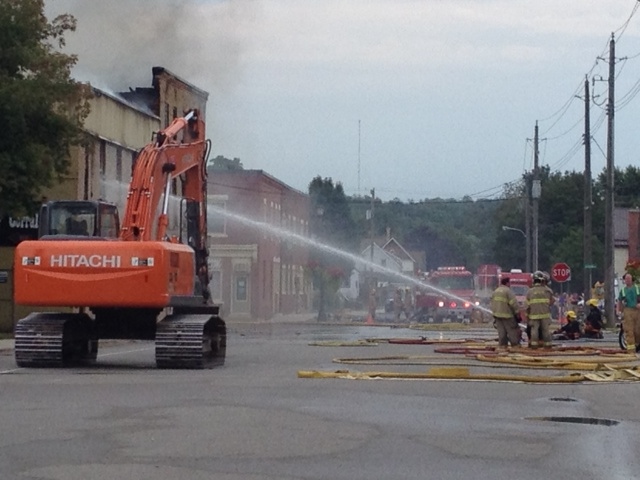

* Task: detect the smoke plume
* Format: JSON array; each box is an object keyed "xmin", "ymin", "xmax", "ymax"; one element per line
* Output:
[{"xmin": 44, "ymin": 0, "xmax": 256, "ymax": 93}]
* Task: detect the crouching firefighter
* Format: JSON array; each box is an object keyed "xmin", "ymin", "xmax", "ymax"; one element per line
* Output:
[{"xmin": 525, "ymin": 271, "xmax": 554, "ymax": 348}]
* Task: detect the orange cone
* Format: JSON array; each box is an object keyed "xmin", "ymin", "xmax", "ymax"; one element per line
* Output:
[{"xmin": 366, "ymin": 314, "xmax": 375, "ymax": 325}]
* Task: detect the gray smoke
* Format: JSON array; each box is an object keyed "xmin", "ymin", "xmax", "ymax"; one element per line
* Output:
[{"xmin": 44, "ymin": 0, "xmax": 256, "ymax": 93}]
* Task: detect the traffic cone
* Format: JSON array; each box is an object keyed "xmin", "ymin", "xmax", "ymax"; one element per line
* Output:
[{"xmin": 366, "ymin": 314, "xmax": 375, "ymax": 325}]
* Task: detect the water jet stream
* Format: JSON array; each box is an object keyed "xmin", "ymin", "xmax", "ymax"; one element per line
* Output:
[
  {"xmin": 100, "ymin": 179, "xmax": 491, "ymax": 315},
  {"xmin": 209, "ymin": 204, "xmax": 492, "ymax": 315}
]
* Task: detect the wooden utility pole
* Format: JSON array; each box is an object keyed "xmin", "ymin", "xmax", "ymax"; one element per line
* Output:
[
  {"xmin": 604, "ymin": 33, "xmax": 616, "ymax": 326},
  {"xmin": 368, "ymin": 188, "xmax": 376, "ymax": 293},
  {"xmin": 369, "ymin": 188, "xmax": 375, "ymax": 266},
  {"xmin": 532, "ymin": 122, "xmax": 540, "ymax": 272},
  {"xmin": 583, "ymin": 76, "xmax": 593, "ymax": 300},
  {"xmin": 524, "ymin": 177, "xmax": 531, "ymax": 273}
]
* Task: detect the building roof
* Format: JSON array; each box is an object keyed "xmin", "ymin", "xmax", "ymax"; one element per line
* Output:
[
  {"xmin": 92, "ymin": 86, "xmax": 158, "ymax": 119},
  {"xmin": 381, "ymin": 237, "xmax": 416, "ymax": 263},
  {"xmin": 208, "ymin": 169, "xmax": 307, "ymax": 197},
  {"xmin": 152, "ymin": 66, "xmax": 209, "ymax": 99}
]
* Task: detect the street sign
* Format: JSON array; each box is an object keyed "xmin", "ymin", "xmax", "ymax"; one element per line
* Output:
[
  {"xmin": 584, "ymin": 264, "xmax": 597, "ymax": 269},
  {"xmin": 551, "ymin": 262, "xmax": 571, "ymax": 283}
]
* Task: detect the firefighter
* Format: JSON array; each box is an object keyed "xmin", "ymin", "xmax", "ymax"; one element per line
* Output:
[
  {"xmin": 525, "ymin": 271, "xmax": 554, "ymax": 348},
  {"xmin": 584, "ymin": 298, "xmax": 604, "ymax": 339},
  {"xmin": 490, "ymin": 276, "xmax": 522, "ymax": 347},
  {"xmin": 368, "ymin": 288, "xmax": 378, "ymax": 321},
  {"xmin": 553, "ymin": 310, "xmax": 581, "ymax": 340},
  {"xmin": 393, "ymin": 288, "xmax": 403, "ymax": 322},
  {"xmin": 403, "ymin": 287, "xmax": 413, "ymax": 320},
  {"xmin": 616, "ymin": 273, "xmax": 640, "ymax": 354}
]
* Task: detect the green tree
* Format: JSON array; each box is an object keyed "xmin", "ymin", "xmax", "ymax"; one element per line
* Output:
[
  {"xmin": 0, "ymin": 0, "xmax": 89, "ymax": 216},
  {"xmin": 208, "ymin": 155, "xmax": 243, "ymax": 171},
  {"xmin": 308, "ymin": 176, "xmax": 357, "ymax": 319}
]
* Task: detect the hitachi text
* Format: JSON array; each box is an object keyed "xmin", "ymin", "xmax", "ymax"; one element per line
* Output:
[{"xmin": 50, "ymin": 255, "xmax": 122, "ymax": 268}]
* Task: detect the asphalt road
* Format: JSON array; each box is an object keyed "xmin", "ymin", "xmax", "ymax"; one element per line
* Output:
[{"xmin": 0, "ymin": 322, "xmax": 638, "ymax": 480}]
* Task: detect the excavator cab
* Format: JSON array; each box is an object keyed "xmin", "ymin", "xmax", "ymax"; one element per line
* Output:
[{"xmin": 38, "ymin": 200, "xmax": 120, "ymax": 239}]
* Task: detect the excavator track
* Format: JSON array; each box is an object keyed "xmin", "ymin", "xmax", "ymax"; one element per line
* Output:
[
  {"xmin": 155, "ymin": 314, "xmax": 226, "ymax": 369},
  {"xmin": 15, "ymin": 312, "xmax": 98, "ymax": 368}
]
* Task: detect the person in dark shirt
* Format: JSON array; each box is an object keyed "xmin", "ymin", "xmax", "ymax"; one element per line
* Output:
[
  {"xmin": 553, "ymin": 311, "xmax": 581, "ymax": 340},
  {"xmin": 583, "ymin": 298, "xmax": 604, "ymax": 339}
]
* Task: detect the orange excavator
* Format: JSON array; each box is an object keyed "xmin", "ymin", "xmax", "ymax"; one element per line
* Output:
[{"xmin": 13, "ymin": 109, "xmax": 226, "ymax": 368}]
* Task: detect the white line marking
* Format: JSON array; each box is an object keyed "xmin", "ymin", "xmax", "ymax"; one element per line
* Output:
[{"xmin": 97, "ymin": 347, "xmax": 153, "ymax": 358}]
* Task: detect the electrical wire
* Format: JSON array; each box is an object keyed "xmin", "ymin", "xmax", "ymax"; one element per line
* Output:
[{"xmin": 614, "ymin": 1, "xmax": 640, "ymax": 42}]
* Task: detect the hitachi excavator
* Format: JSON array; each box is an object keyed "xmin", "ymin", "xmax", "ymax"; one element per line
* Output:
[{"xmin": 13, "ymin": 109, "xmax": 226, "ymax": 369}]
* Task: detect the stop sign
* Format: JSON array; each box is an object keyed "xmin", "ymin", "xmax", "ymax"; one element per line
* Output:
[{"xmin": 551, "ymin": 262, "xmax": 571, "ymax": 283}]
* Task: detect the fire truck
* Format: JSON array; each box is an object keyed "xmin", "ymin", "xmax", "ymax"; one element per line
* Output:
[
  {"xmin": 414, "ymin": 266, "xmax": 479, "ymax": 323},
  {"xmin": 502, "ymin": 269, "xmax": 532, "ymax": 308},
  {"xmin": 475, "ymin": 264, "xmax": 501, "ymax": 301}
]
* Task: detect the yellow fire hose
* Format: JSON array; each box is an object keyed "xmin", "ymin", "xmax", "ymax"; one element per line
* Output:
[
  {"xmin": 302, "ymin": 333, "xmax": 639, "ymax": 383},
  {"xmin": 298, "ymin": 365, "xmax": 640, "ymax": 383}
]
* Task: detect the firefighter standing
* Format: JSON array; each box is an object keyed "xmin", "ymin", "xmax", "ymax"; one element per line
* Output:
[
  {"xmin": 525, "ymin": 271, "xmax": 554, "ymax": 348},
  {"xmin": 617, "ymin": 273, "xmax": 640, "ymax": 354},
  {"xmin": 403, "ymin": 287, "xmax": 413, "ymax": 320},
  {"xmin": 368, "ymin": 288, "xmax": 378, "ymax": 321},
  {"xmin": 490, "ymin": 276, "xmax": 522, "ymax": 347},
  {"xmin": 393, "ymin": 288, "xmax": 403, "ymax": 322}
]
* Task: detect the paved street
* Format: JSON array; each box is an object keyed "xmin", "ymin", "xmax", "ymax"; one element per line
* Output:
[{"xmin": 0, "ymin": 320, "xmax": 638, "ymax": 480}]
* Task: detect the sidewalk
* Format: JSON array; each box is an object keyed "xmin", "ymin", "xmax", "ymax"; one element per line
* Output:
[{"xmin": 0, "ymin": 339, "xmax": 13, "ymax": 352}]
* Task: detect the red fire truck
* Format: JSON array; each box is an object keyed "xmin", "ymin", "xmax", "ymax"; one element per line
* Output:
[
  {"xmin": 415, "ymin": 266, "xmax": 479, "ymax": 323},
  {"xmin": 502, "ymin": 269, "xmax": 532, "ymax": 308}
]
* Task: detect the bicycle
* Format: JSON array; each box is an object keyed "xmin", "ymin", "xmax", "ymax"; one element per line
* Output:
[{"xmin": 618, "ymin": 321, "xmax": 640, "ymax": 352}]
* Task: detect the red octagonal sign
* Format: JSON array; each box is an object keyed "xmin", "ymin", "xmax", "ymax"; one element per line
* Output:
[{"xmin": 551, "ymin": 262, "xmax": 571, "ymax": 283}]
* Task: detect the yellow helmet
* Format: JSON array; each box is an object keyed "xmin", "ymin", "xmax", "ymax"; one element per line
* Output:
[
  {"xmin": 587, "ymin": 298, "xmax": 599, "ymax": 307},
  {"xmin": 566, "ymin": 311, "xmax": 577, "ymax": 320}
]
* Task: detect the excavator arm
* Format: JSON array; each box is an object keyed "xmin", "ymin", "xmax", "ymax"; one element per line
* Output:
[{"xmin": 119, "ymin": 109, "xmax": 211, "ymax": 297}]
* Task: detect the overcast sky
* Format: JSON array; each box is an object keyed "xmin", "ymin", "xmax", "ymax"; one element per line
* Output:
[{"xmin": 45, "ymin": 0, "xmax": 640, "ymax": 201}]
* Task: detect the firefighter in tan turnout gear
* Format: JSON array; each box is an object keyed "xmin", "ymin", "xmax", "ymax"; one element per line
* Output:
[
  {"xmin": 490, "ymin": 276, "xmax": 522, "ymax": 347},
  {"xmin": 525, "ymin": 271, "xmax": 554, "ymax": 348}
]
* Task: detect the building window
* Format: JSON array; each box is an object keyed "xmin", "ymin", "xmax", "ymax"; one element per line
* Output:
[
  {"xmin": 236, "ymin": 276, "xmax": 247, "ymax": 301},
  {"xmin": 210, "ymin": 271, "xmax": 222, "ymax": 302},
  {"xmin": 131, "ymin": 151, "xmax": 137, "ymax": 177},
  {"xmin": 116, "ymin": 147, "xmax": 123, "ymax": 182},
  {"xmin": 99, "ymin": 140, "xmax": 106, "ymax": 178},
  {"xmin": 208, "ymin": 196, "xmax": 227, "ymax": 235}
]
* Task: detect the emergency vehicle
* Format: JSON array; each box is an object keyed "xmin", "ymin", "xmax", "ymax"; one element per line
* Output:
[
  {"xmin": 415, "ymin": 266, "xmax": 479, "ymax": 323},
  {"xmin": 503, "ymin": 269, "xmax": 532, "ymax": 308}
]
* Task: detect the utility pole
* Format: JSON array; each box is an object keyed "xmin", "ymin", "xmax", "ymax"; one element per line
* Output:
[
  {"xmin": 532, "ymin": 122, "xmax": 540, "ymax": 272},
  {"xmin": 583, "ymin": 75, "xmax": 593, "ymax": 301},
  {"xmin": 357, "ymin": 120, "xmax": 361, "ymax": 194},
  {"xmin": 524, "ymin": 175, "xmax": 532, "ymax": 273},
  {"xmin": 604, "ymin": 33, "xmax": 616, "ymax": 327},
  {"xmin": 369, "ymin": 188, "xmax": 375, "ymax": 266}
]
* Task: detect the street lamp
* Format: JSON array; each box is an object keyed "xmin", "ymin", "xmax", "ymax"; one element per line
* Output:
[
  {"xmin": 502, "ymin": 225, "xmax": 530, "ymax": 272},
  {"xmin": 502, "ymin": 225, "xmax": 525, "ymax": 238}
]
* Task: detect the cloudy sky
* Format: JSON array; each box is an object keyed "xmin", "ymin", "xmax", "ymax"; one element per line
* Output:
[{"xmin": 44, "ymin": 0, "xmax": 640, "ymax": 201}]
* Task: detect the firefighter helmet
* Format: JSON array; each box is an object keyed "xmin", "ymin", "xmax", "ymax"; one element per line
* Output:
[
  {"xmin": 532, "ymin": 271, "xmax": 545, "ymax": 283},
  {"xmin": 566, "ymin": 310, "xmax": 577, "ymax": 320},
  {"xmin": 587, "ymin": 298, "xmax": 599, "ymax": 307}
]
